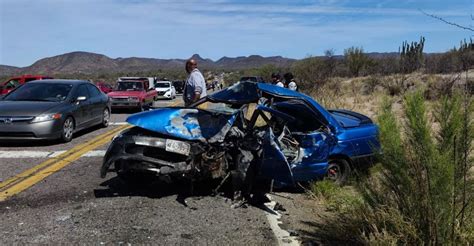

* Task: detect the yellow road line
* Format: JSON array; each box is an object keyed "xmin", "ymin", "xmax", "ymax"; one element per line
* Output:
[
  {"xmin": 0, "ymin": 125, "xmax": 127, "ymax": 190},
  {"xmin": 0, "ymin": 125, "xmax": 129, "ymax": 202},
  {"xmin": 169, "ymin": 98, "xmax": 182, "ymax": 107}
]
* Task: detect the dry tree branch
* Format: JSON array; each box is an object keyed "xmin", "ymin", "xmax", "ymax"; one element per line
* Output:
[{"xmin": 420, "ymin": 9, "xmax": 474, "ymax": 32}]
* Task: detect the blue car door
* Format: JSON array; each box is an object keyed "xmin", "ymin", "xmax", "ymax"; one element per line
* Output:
[
  {"xmin": 259, "ymin": 128, "xmax": 294, "ymax": 185},
  {"xmin": 290, "ymin": 131, "xmax": 335, "ymax": 182}
]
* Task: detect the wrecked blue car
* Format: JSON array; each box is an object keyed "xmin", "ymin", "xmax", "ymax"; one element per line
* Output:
[{"xmin": 101, "ymin": 82, "xmax": 379, "ymax": 194}]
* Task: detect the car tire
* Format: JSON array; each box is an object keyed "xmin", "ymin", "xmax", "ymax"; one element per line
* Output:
[
  {"xmin": 326, "ymin": 159, "xmax": 351, "ymax": 185},
  {"xmin": 61, "ymin": 117, "xmax": 75, "ymax": 143},
  {"xmin": 101, "ymin": 108, "xmax": 110, "ymax": 128}
]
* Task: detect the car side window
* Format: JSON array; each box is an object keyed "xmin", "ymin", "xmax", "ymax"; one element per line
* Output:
[
  {"xmin": 76, "ymin": 85, "xmax": 90, "ymax": 99},
  {"xmin": 86, "ymin": 84, "xmax": 101, "ymax": 98}
]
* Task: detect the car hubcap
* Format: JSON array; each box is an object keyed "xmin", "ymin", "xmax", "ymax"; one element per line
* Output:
[
  {"xmin": 327, "ymin": 164, "xmax": 341, "ymax": 181},
  {"xmin": 103, "ymin": 109, "xmax": 110, "ymax": 125},
  {"xmin": 64, "ymin": 119, "xmax": 73, "ymax": 139}
]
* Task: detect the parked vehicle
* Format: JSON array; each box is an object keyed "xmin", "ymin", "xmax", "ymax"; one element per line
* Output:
[
  {"xmin": 108, "ymin": 80, "xmax": 157, "ymax": 111},
  {"xmin": 101, "ymin": 82, "xmax": 380, "ymax": 197},
  {"xmin": 0, "ymin": 75, "xmax": 53, "ymax": 95},
  {"xmin": 239, "ymin": 76, "xmax": 265, "ymax": 83},
  {"xmin": 172, "ymin": 80, "xmax": 185, "ymax": 94},
  {"xmin": 95, "ymin": 82, "xmax": 113, "ymax": 94},
  {"xmin": 155, "ymin": 81, "xmax": 176, "ymax": 99},
  {"xmin": 118, "ymin": 77, "xmax": 156, "ymax": 90},
  {"xmin": 0, "ymin": 80, "xmax": 110, "ymax": 142}
]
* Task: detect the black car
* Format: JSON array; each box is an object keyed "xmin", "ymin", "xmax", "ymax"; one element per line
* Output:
[
  {"xmin": 172, "ymin": 80, "xmax": 184, "ymax": 94},
  {"xmin": 0, "ymin": 80, "xmax": 111, "ymax": 142}
]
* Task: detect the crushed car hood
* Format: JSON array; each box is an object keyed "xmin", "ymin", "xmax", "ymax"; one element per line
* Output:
[{"xmin": 127, "ymin": 108, "xmax": 237, "ymax": 142}]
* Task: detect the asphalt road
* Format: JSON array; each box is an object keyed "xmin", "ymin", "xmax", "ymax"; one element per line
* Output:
[{"xmin": 0, "ymin": 96, "xmax": 287, "ymax": 245}]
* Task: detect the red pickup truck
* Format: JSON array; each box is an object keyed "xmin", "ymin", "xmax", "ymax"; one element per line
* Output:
[
  {"xmin": 108, "ymin": 80, "xmax": 157, "ymax": 111},
  {"xmin": 0, "ymin": 75, "xmax": 53, "ymax": 95}
]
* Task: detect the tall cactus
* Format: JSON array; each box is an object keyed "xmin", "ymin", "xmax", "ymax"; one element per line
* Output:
[
  {"xmin": 457, "ymin": 38, "xmax": 473, "ymax": 71},
  {"xmin": 400, "ymin": 36, "xmax": 425, "ymax": 73}
]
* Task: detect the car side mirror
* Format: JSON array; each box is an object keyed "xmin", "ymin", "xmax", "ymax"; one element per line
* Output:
[
  {"xmin": 77, "ymin": 96, "xmax": 87, "ymax": 101},
  {"xmin": 75, "ymin": 96, "xmax": 87, "ymax": 104}
]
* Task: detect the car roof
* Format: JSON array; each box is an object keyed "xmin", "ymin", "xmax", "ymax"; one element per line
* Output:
[{"xmin": 28, "ymin": 79, "xmax": 89, "ymax": 85}]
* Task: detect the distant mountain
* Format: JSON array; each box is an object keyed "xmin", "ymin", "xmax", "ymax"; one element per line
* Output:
[
  {"xmin": 0, "ymin": 51, "xmax": 297, "ymax": 76},
  {"xmin": 216, "ymin": 55, "xmax": 295, "ymax": 69},
  {"xmin": 0, "ymin": 51, "xmax": 404, "ymax": 77},
  {"xmin": 25, "ymin": 51, "xmax": 119, "ymax": 74},
  {"xmin": 0, "ymin": 65, "xmax": 21, "ymax": 77}
]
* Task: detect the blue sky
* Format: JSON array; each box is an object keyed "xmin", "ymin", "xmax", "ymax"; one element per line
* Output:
[{"xmin": 0, "ymin": 0, "xmax": 472, "ymax": 67}]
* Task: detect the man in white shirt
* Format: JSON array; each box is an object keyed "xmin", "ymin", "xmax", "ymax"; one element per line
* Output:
[{"xmin": 183, "ymin": 59, "xmax": 207, "ymax": 106}]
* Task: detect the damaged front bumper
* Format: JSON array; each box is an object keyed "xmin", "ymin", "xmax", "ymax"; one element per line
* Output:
[{"xmin": 100, "ymin": 128, "xmax": 194, "ymax": 178}]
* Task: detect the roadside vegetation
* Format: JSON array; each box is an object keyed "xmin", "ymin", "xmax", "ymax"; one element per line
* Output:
[
  {"xmin": 299, "ymin": 37, "xmax": 473, "ymax": 244},
  {"xmin": 308, "ymin": 89, "xmax": 474, "ymax": 244}
]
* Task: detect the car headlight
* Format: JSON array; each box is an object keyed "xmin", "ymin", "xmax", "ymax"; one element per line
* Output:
[
  {"xmin": 128, "ymin": 97, "xmax": 139, "ymax": 102},
  {"xmin": 31, "ymin": 113, "xmax": 62, "ymax": 123}
]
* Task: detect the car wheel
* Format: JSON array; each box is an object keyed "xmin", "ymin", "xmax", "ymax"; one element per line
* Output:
[
  {"xmin": 101, "ymin": 108, "xmax": 110, "ymax": 128},
  {"xmin": 326, "ymin": 159, "xmax": 351, "ymax": 185},
  {"xmin": 61, "ymin": 117, "xmax": 75, "ymax": 142}
]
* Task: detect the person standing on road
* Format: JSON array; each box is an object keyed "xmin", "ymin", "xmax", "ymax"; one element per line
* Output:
[
  {"xmin": 271, "ymin": 73, "xmax": 284, "ymax": 87},
  {"xmin": 183, "ymin": 58, "xmax": 207, "ymax": 106}
]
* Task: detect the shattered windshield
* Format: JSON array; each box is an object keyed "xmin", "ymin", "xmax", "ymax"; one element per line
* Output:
[
  {"xmin": 196, "ymin": 101, "xmax": 240, "ymax": 114},
  {"xmin": 208, "ymin": 82, "xmax": 260, "ymax": 104}
]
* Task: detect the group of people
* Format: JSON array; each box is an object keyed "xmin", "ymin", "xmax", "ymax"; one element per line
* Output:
[
  {"xmin": 182, "ymin": 58, "xmax": 299, "ymax": 107},
  {"xmin": 270, "ymin": 72, "xmax": 298, "ymax": 91}
]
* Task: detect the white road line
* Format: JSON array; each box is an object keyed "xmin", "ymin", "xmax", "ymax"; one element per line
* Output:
[
  {"xmin": 110, "ymin": 122, "xmax": 128, "ymax": 126},
  {"xmin": 264, "ymin": 196, "xmax": 300, "ymax": 246},
  {"xmin": 0, "ymin": 150, "xmax": 106, "ymax": 159},
  {"xmin": 82, "ymin": 150, "xmax": 106, "ymax": 157}
]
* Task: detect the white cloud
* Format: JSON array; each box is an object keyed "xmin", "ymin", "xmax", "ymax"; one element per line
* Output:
[{"xmin": 0, "ymin": 0, "xmax": 471, "ymax": 66}]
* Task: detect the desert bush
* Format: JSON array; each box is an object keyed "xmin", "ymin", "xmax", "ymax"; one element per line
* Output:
[
  {"xmin": 361, "ymin": 76, "xmax": 380, "ymax": 95},
  {"xmin": 344, "ymin": 46, "xmax": 371, "ymax": 77},
  {"xmin": 292, "ymin": 56, "xmax": 332, "ymax": 91},
  {"xmin": 424, "ymin": 74, "xmax": 460, "ymax": 100},
  {"xmin": 381, "ymin": 74, "xmax": 407, "ymax": 96},
  {"xmin": 311, "ymin": 90, "xmax": 474, "ymax": 244}
]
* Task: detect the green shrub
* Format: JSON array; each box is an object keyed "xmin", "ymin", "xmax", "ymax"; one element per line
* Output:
[
  {"xmin": 310, "ymin": 180, "xmax": 363, "ymax": 213},
  {"xmin": 310, "ymin": 91, "xmax": 474, "ymax": 244}
]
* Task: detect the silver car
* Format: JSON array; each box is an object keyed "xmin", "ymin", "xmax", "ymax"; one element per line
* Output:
[{"xmin": 0, "ymin": 80, "xmax": 111, "ymax": 142}]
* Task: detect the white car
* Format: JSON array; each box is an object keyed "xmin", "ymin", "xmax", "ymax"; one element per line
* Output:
[{"xmin": 154, "ymin": 81, "xmax": 176, "ymax": 100}]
